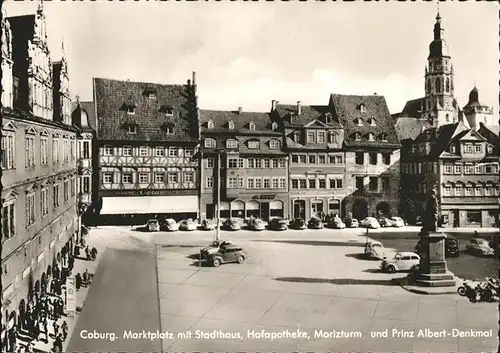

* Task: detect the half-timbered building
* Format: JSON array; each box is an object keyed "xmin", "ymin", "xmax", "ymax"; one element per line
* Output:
[
  {"xmin": 199, "ymin": 107, "xmax": 288, "ymax": 221},
  {"xmin": 93, "ymin": 75, "xmax": 199, "ymax": 224},
  {"xmin": 329, "ymin": 94, "xmax": 401, "ymax": 220},
  {"xmin": 400, "ymin": 122, "xmax": 499, "ymax": 227},
  {"xmin": 272, "ymin": 101, "xmax": 346, "ymax": 220},
  {"xmin": 1, "ymin": 5, "xmax": 79, "ymax": 346}
]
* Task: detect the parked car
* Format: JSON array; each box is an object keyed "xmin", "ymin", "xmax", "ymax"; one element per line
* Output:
[
  {"xmin": 201, "ymin": 219, "xmax": 216, "ymax": 231},
  {"xmin": 415, "ymin": 236, "xmax": 460, "ymax": 257},
  {"xmin": 179, "ymin": 219, "xmax": 198, "ymax": 231},
  {"xmin": 208, "ymin": 245, "xmax": 247, "ymax": 267},
  {"xmin": 247, "ymin": 218, "xmax": 266, "ymax": 231},
  {"xmin": 487, "ymin": 234, "xmax": 500, "ymax": 255},
  {"xmin": 160, "ymin": 218, "xmax": 178, "ymax": 232},
  {"xmin": 360, "ymin": 217, "xmax": 380, "ymax": 229},
  {"xmin": 390, "ymin": 217, "xmax": 405, "ymax": 228},
  {"xmin": 378, "ymin": 217, "xmax": 395, "ymax": 228},
  {"xmin": 328, "ymin": 217, "xmax": 346, "ymax": 229},
  {"xmin": 200, "ymin": 240, "xmax": 233, "ymax": 259},
  {"xmin": 466, "ymin": 238, "xmax": 495, "ymax": 256},
  {"xmin": 223, "ymin": 218, "xmax": 242, "ymax": 231},
  {"xmin": 147, "ymin": 219, "xmax": 160, "ymax": 232},
  {"xmin": 289, "ymin": 218, "xmax": 307, "ymax": 230},
  {"xmin": 345, "ymin": 218, "xmax": 359, "ymax": 228},
  {"xmin": 308, "ymin": 217, "xmax": 324, "ymax": 229},
  {"xmin": 380, "ymin": 252, "xmax": 420, "ymax": 273},
  {"xmin": 364, "ymin": 240, "xmax": 387, "ymax": 259},
  {"xmin": 268, "ymin": 217, "xmax": 288, "ymax": 231}
]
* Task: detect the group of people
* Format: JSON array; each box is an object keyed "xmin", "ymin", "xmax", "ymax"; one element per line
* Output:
[{"xmin": 74, "ymin": 243, "xmax": 98, "ymax": 261}]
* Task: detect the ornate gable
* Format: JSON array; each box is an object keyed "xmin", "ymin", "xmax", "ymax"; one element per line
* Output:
[
  {"xmin": 40, "ymin": 129, "xmax": 49, "ymax": 136},
  {"xmin": 25, "ymin": 126, "xmax": 38, "ymax": 135},
  {"xmin": 460, "ymin": 129, "xmax": 486, "ymax": 142},
  {"xmin": 304, "ymin": 120, "xmax": 328, "ymax": 128},
  {"xmin": 1, "ymin": 189, "xmax": 19, "ymax": 202},
  {"xmin": 2, "ymin": 121, "xmax": 18, "ymax": 131}
]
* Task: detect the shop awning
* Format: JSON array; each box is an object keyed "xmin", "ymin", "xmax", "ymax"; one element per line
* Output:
[{"xmin": 100, "ymin": 196, "xmax": 198, "ymax": 215}]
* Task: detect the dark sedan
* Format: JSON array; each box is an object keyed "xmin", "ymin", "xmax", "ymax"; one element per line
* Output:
[
  {"xmin": 289, "ymin": 218, "xmax": 307, "ymax": 230},
  {"xmin": 308, "ymin": 217, "xmax": 324, "ymax": 229},
  {"xmin": 268, "ymin": 218, "xmax": 288, "ymax": 231}
]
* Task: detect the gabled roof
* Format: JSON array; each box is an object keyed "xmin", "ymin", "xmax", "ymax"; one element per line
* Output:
[
  {"xmin": 329, "ymin": 94, "xmax": 399, "ymax": 147},
  {"xmin": 275, "ymin": 104, "xmax": 342, "ymax": 129},
  {"xmin": 199, "ymin": 109, "xmax": 279, "ymax": 136},
  {"xmin": 479, "ymin": 123, "xmax": 499, "ymax": 137},
  {"xmin": 394, "ymin": 117, "xmax": 427, "ymax": 141},
  {"xmin": 413, "ymin": 122, "xmax": 469, "ymax": 158},
  {"xmin": 93, "ymin": 78, "xmax": 197, "ymax": 142},
  {"xmin": 455, "ymin": 129, "xmax": 487, "ymax": 142},
  {"xmin": 401, "ymin": 98, "xmax": 425, "ymax": 118}
]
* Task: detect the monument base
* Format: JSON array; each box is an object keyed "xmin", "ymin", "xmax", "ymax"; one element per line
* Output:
[{"xmin": 415, "ymin": 230, "xmax": 456, "ymax": 288}]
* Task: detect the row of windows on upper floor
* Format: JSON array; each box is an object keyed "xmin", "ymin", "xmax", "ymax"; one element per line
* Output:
[
  {"xmin": 401, "ymin": 162, "xmax": 499, "ymax": 175},
  {"xmin": 1, "ymin": 177, "xmax": 77, "ymax": 243},
  {"xmin": 205, "ymin": 177, "xmax": 288, "ymax": 189},
  {"xmin": 1, "ymin": 129, "xmax": 77, "ymax": 171},
  {"xmin": 441, "ymin": 184, "xmax": 499, "ymax": 197},
  {"xmin": 412, "ymin": 142, "xmax": 494, "ymax": 155},
  {"xmin": 206, "ymin": 120, "xmax": 279, "ymax": 131},
  {"xmin": 426, "ymin": 76, "xmax": 453, "ymax": 94},
  {"xmin": 354, "ymin": 152, "xmax": 392, "ymax": 166},
  {"xmin": 126, "ymin": 124, "xmax": 174, "ymax": 135},
  {"xmin": 102, "ymin": 145, "xmax": 194, "ymax": 158},
  {"xmin": 291, "ymin": 154, "xmax": 344, "ymax": 165},
  {"xmin": 205, "ymin": 157, "xmax": 287, "ymax": 169},
  {"xmin": 101, "ymin": 170, "xmax": 195, "ymax": 184},
  {"xmin": 204, "ymin": 138, "xmax": 281, "ymax": 150}
]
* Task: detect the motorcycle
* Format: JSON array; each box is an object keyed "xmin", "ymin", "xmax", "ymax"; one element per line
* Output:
[{"xmin": 457, "ymin": 281, "xmax": 479, "ymax": 302}]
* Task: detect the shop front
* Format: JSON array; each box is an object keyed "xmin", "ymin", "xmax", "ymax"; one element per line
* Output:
[
  {"xmin": 442, "ymin": 206, "xmax": 499, "ymax": 228},
  {"xmin": 291, "ymin": 197, "xmax": 344, "ymax": 220}
]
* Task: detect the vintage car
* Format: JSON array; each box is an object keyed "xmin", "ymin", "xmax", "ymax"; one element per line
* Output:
[
  {"xmin": 308, "ymin": 217, "xmax": 324, "ymax": 229},
  {"xmin": 208, "ymin": 245, "xmax": 248, "ymax": 267},
  {"xmin": 178, "ymin": 219, "xmax": 198, "ymax": 231},
  {"xmin": 415, "ymin": 236, "xmax": 459, "ymax": 257},
  {"xmin": 364, "ymin": 240, "xmax": 387, "ymax": 259},
  {"xmin": 345, "ymin": 218, "xmax": 359, "ymax": 228},
  {"xmin": 223, "ymin": 218, "xmax": 242, "ymax": 231},
  {"xmin": 247, "ymin": 218, "xmax": 266, "ymax": 231},
  {"xmin": 466, "ymin": 238, "xmax": 495, "ymax": 256},
  {"xmin": 160, "ymin": 218, "xmax": 179, "ymax": 232},
  {"xmin": 390, "ymin": 217, "xmax": 405, "ymax": 228},
  {"xmin": 201, "ymin": 219, "xmax": 216, "ymax": 231},
  {"xmin": 268, "ymin": 218, "xmax": 288, "ymax": 231},
  {"xmin": 327, "ymin": 217, "xmax": 346, "ymax": 229},
  {"xmin": 147, "ymin": 219, "xmax": 160, "ymax": 232},
  {"xmin": 378, "ymin": 217, "xmax": 395, "ymax": 228},
  {"xmin": 360, "ymin": 217, "xmax": 381, "ymax": 229},
  {"xmin": 200, "ymin": 240, "xmax": 233, "ymax": 259},
  {"xmin": 380, "ymin": 252, "xmax": 420, "ymax": 273},
  {"xmin": 289, "ymin": 218, "xmax": 307, "ymax": 230}
]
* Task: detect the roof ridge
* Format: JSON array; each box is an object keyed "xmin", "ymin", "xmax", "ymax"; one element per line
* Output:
[{"xmin": 93, "ymin": 77, "xmax": 186, "ymax": 88}]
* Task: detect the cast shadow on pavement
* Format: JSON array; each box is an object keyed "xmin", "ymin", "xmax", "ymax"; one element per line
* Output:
[
  {"xmin": 345, "ymin": 253, "xmax": 380, "ymax": 261},
  {"xmin": 274, "ymin": 277, "xmax": 399, "ymax": 286},
  {"xmin": 189, "ymin": 261, "xmax": 211, "ymax": 268},
  {"xmin": 253, "ymin": 240, "xmax": 364, "ymax": 247}
]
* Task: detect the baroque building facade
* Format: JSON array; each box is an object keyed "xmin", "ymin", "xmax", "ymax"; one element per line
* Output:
[
  {"xmin": 1, "ymin": 5, "xmax": 79, "ymax": 348},
  {"xmin": 199, "ymin": 107, "xmax": 288, "ymax": 221},
  {"xmin": 93, "ymin": 74, "xmax": 199, "ymax": 225}
]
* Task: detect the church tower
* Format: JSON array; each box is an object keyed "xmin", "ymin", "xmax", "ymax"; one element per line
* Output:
[
  {"xmin": 463, "ymin": 86, "xmax": 494, "ymax": 130},
  {"xmin": 422, "ymin": 12, "xmax": 459, "ymax": 127}
]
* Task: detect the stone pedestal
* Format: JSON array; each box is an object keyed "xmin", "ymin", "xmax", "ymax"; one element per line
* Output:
[{"xmin": 415, "ymin": 230, "xmax": 456, "ymax": 287}]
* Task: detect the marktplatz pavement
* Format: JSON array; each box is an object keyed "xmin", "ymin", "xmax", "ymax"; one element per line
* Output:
[{"xmin": 156, "ymin": 235, "xmax": 497, "ymax": 352}]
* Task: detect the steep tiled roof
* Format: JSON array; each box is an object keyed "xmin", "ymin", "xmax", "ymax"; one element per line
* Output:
[
  {"xmin": 395, "ymin": 117, "xmax": 427, "ymax": 141},
  {"xmin": 401, "ymin": 98, "xmax": 425, "ymax": 118},
  {"xmin": 94, "ymin": 78, "xmax": 197, "ymax": 142},
  {"xmin": 200, "ymin": 109, "xmax": 280, "ymax": 136},
  {"xmin": 329, "ymin": 94, "xmax": 400, "ymax": 147},
  {"xmin": 413, "ymin": 122, "xmax": 469, "ymax": 158},
  {"xmin": 480, "ymin": 124, "xmax": 499, "ymax": 137},
  {"xmin": 275, "ymin": 104, "xmax": 342, "ymax": 128}
]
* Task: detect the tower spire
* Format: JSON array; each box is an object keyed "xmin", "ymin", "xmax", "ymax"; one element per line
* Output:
[{"xmin": 37, "ymin": 0, "xmax": 44, "ymax": 14}]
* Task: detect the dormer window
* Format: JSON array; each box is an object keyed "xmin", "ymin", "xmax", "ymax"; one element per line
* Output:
[
  {"xmin": 127, "ymin": 107, "xmax": 135, "ymax": 115},
  {"xmin": 293, "ymin": 131, "xmax": 301, "ymax": 143},
  {"xmin": 271, "ymin": 122, "xmax": 278, "ymax": 131},
  {"xmin": 226, "ymin": 139, "xmax": 238, "ymax": 149},
  {"xmin": 379, "ymin": 133, "xmax": 388, "ymax": 142},
  {"xmin": 207, "ymin": 120, "xmax": 214, "ymax": 129},
  {"xmin": 355, "ymin": 133, "xmax": 361, "ymax": 141},
  {"xmin": 165, "ymin": 107, "xmax": 174, "ymax": 116},
  {"xmin": 166, "ymin": 126, "xmax": 174, "ymax": 134},
  {"xmin": 355, "ymin": 118, "xmax": 363, "ymax": 126},
  {"xmin": 269, "ymin": 140, "xmax": 280, "ymax": 150},
  {"xmin": 359, "ymin": 104, "xmax": 366, "ymax": 113},
  {"xmin": 328, "ymin": 132, "xmax": 337, "ymax": 143},
  {"xmin": 204, "ymin": 138, "xmax": 216, "ymax": 148},
  {"xmin": 128, "ymin": 125, "xmax": 137, "ymax": 134},
  {"xmin": 148, "ymin": 93, "xmax": 156, "ymax": 100},
  {"xmin": 450, "ymin": 145, "xmax": 456, "ymax": 153},
  {"xmin": 248, "ymin": 140, "xmax": 259, "ymax": 149},
  {"xmin": 487, "ymin": 145, "xmax": 493, "ymax": 154},
  {"xmin": 249, "ymin": 122, "xmax": 256, "ymax": 131},
  {"xmin": 325, "ymin": 113, "xmax": 332, "ymax": 123},
  {"xmin": 228, "ymin": 121, "xmax": 235, "ymax": 130},
  {"xmin": 368, "ymin": 133, "xmax": 374, "ymax": 141},
  {"xmin": 369, "ymin": 118, "xmax": 376, "ymax": 126}
]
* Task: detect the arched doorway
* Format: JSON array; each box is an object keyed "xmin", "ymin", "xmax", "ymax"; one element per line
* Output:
[
  {"xmin": 269, "ymin": 200, "xmax": 284, "ymax": 218},
  {"xmin": 18, "ymin": 300, "xmax": 25, "ymax": 330},
  {"xmin": 376, "ymin": 202, "xmax": 391, "ymax": 217},
  {"xmin": 230, "ymin": 200, "xmax": 245, "ymax": 219},
  {"xmin": 293, "ymin": 200, "xmax": 306, "ymax": 219},
  {"xmin": 245, "ymin": 201, "xmax": 259, "ymax": 219},
  {"xmin": 352, "ymin": 199, "xmax": 369, "ymax": 220}
]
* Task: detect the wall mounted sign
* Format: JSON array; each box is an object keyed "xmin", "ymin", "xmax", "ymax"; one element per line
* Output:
[
  {"xmin": 99, "ymin": 189, "xmax": 197, "ymax": 197},
  {"xmin": 66, "ymin": 277, "xmax": 76, "ymax": 315},
  {"xmin": 252, "ymin": 195, "xmax": 276, "ymax": 200}
]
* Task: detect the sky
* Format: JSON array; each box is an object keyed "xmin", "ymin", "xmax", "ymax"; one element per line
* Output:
[{"xmin": 4, "ymin": 0, "xmax": 498, "ymax": 117}]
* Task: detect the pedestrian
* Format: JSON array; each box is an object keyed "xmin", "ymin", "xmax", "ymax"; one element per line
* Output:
[
  {"xmin": 76, "ymin": 273, "xmax": 82, "ymax": 291},
  {"xmin": 83, "ymin": 269, "xmax": 90, "ymax": 286},
  {"xmin": 61, "ymin": 321, "xmax": 68, "ymax": 341},
  {"xmin": 53, "ymin": 265, "xmax": 60, "ymax": 280},
  {"xmin": 53, "ymin": 321, "xmax": 59, "ymax": 337},
  {"xmin": 91, "ymin": 247, "xmax": 98, "ymax": 260},
  {"xmin": 53, "ymin": 334, "xmax": 63, "ymax": 353},
  {"xmin": 69, "ymin": 256, "xmax": 75, "ymax": 270},
  {"xmin": 58, "ymin": 298, "xmax": 64, "ymax": 317},
  {"xmin": 85, "ymin": 246, "xmax": 90, "ymax": 260},
  {"xmin": 43, "ymin": 318, "xmax": 48, "ymax": 341}
]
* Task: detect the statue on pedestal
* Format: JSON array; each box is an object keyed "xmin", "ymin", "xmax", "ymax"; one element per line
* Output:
[{"xmin": 422, "ymin": 189, "xmax": 438, "ymax": 232}]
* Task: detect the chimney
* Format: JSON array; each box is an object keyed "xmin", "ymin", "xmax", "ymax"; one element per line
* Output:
[
  {"xmin": 192, "ymin": 71, "xmax": 196, "ymax": 86},
  {"xmin": 238, "ymin": 107, "xmax": 242, "ymax": 115},
  {"xmin": 297, "ymin": 101, "xmax": 301, "ymax": 115},
  {"xmin": 271, "ymin": 100, "xmax": 276, "ymax": 112}
]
